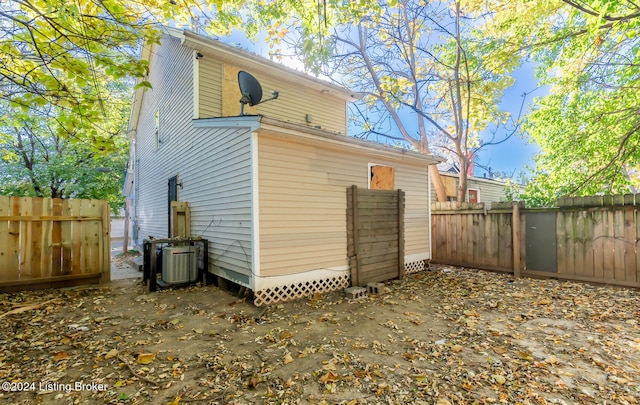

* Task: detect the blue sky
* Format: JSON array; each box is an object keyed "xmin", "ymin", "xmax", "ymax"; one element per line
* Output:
[{"xmin": 475, "ymin": 62, "xmax": 544, "ymax": 178}]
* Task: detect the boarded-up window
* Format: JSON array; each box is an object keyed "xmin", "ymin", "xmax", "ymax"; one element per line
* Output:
[
  {"xmin": 370, "ymin": 165, "xmax": 395, "ymax": 190},
  {"xmin": 442, "ymin": 176, "xmax": 457, "ymax": 197}
]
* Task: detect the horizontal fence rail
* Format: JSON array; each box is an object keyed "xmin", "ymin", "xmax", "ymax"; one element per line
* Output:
[
  {"xmin": 431, "ymin": 197, "xmax": 640, "ymax": 289},
  {"xmin": 0, "ymin": 196, "xmax": 110, "ymax": 291}
]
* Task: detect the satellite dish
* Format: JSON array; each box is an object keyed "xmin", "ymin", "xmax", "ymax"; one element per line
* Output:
[{"xmin": 238, "ymin": 71, "xmax": 279, "ymax": 115}]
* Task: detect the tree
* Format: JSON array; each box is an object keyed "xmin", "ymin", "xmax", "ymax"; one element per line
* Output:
[
  {"xmin": 0, "ymin": 78, "xmax": 130, "ymax": 213},
  {"xmin": 281, "ymin": 0, "xmax": 516, "ymax": 202},
  {"xmin": 471, "ymin": 0, "xmax": 640, "ymax": 206}
]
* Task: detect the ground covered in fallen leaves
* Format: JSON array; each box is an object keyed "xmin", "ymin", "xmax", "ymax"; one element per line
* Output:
[{"xmin": 1, "ymin": 265, "xmax": 639, "ymax": 404}]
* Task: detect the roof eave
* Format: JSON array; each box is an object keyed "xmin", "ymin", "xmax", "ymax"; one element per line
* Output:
[{"xmin": 170, "ymin": 29, "xmax": 358, "ymax": 102}]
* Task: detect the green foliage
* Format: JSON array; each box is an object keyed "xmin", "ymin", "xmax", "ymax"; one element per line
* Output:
[
  {"xmin": 0, "ymin": 78, "xmax": 131, "ymax": 214},
  {"xmin": 473, "ymin": 0, "xmax": 640, "ymax": 205}
]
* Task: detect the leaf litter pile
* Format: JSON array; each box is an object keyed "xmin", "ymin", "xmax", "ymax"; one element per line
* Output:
[{"xmin": 0, "ymin": 265, "xmax": 639, "ymax": 404}]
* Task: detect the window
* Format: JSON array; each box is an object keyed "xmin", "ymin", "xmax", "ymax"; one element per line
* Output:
[
  {"xmin": 369, "ymin": 164, "xmax": 395, "ymax": 190},
  {"xmin": 468, "ymin": 189, "xmax": 479, "ymax": 203}
]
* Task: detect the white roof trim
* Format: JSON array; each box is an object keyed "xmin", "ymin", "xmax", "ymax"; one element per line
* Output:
[{"xmin": 193, "ymin": 116, "xmax": 443, "ymax": 165}]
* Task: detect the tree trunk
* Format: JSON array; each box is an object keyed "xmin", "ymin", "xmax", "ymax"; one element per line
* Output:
[
  {"xmin": 456, "ymin": 157, "xmax": 468, "ymax": 206},
  {"xmin": 429, "ymin": 165, "xmax": 448, "ymax": 202}
]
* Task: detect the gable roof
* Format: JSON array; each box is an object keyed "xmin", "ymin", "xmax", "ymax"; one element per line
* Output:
[{"xmin": 127, "ymin": 27, "xmax": 358, "ymax": 140}]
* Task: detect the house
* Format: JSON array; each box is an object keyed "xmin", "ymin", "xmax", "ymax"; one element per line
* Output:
[
  {"xmin": 433, "ymin": 164, "xmax": 517, "ymax": 208},
  {"xmin": 123, "ymin": 28, "xmax": 442, "ymax": 305}
]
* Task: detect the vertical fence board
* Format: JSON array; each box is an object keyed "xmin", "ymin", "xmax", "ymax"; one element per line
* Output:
[
  {"xmin": 61, "ymin": 200, "xmax": 72, "ymax": 275},
  {"xmin": 623, "ymin": 208, "xmax": 636, "ymax": 282},
  {"xmin": 497, "ymin": 214, "xmax": 511, "ymax": 270},
  {"xmin": 83, "ymin": 200, "xmax": 101, "ymax": 274},
  {"xmin": 591, "ymin": 210, "xmax": 605, "ymax": 281},
  {"xmin": 0, "ymin": 196, "xmax": 11, "ymax": 280},
  {"xmin": 19, "ymin": 197, "xmax": 32, "ymax": 279},
  {"xmin": 489, "ymin": 212, "xmax": 499, "ymax": 268},
  {"xmin": 458, "ymin": 213, "xmax": 466, "ymax": 263},
  {"xmin": 602, "ymin": 210, "xmax": 616, "ymax": 282},
  {"xmin": 519, "ymin": 212, "xmax": 527, "ymax": 272},
  {"xmin": 613, "ymin": 209, "xmax": 626, "ymax": 281},
  {"xmin": 40, "ymin": 198, "xmax": 53, "ymax": 278},
  {"xmin": 445, "ymin": 215, "xmax": 453, "ymax": 260},
  {"xmin": 472, "ymin": 214, "xmax": 481, "ymax": 265},
  {"xmin": 566, "ymin": 211, "xmax": 577, "ymax": 275},
  {"xmin": 52, "ymin": 198, "xmax": 63, "ymax": 276},
  {"xmin": 71, "ymin": 199, "xmax": 82, "ymax": 274},
  {"xmin": 29, "ymin": 197, "xmax": 43, "ymax": 278},
  {"xmin": 466, "ymin": 214, "xmax": 473, "ymax": 262},
  {"xmin": 7, "ymin": 197, "xmax": 21, "ymax": 280},
  {"xmin": 101, "ymin": 200, "xmax": 110, "ymax": 283},
  {"xmin": 579, "ymin": 211, "xmax": 594, "ymax": 278},
  {"xmin": 556, "ymin": 212, "xmax": 568, "ymax": 275}
]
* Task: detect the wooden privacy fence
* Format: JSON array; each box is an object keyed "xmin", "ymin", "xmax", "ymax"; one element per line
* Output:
[
  {"xmin": 0, "ymin": 196, "xmax": 110, "ymax": 291},
  {"xmin": 347, "ymin": 185, "xmax": 405, "ymax": 286},
  {"xmin": 431, "ymin": 195, "xmax": 640, "ymax": 289}
]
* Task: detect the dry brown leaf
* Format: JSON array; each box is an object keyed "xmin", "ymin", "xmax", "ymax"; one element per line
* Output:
[
  {"xmin": 105, "ymin": 349, "xmax": 119, "ymax": 360},
  {"xmin": 247, "ymin": 376, "xmax": 260, "ymax": 388},
  {"xmin": 463, "ymin": 309, "xmax": 481, "ymax": 317},
  {"xmin": 137, "ymin": 352, "xmax": 157, "ymax": 365},
  {"xmin": 493, "ymin": 346, "xmax": 507, "ymax": 354},
  {"xmin": 283, "ymin": 353, "xmax": 294, "ymax": 365},
  {"xmin": 54, "ymin": 351, "xmax": 69, "ymax": 362},
  {"xmin": 320, "ymin": 370, "xmax": 339, "ymax": 383},
  {"xmin": 280, "ymin": 329, "xmax": 293, "ymax": 339}
]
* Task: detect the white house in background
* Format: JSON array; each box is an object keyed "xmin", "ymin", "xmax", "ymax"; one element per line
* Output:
[
  {"xmin": 123, "ymin": 28, "xmax": 442, "ymax": 305},
  {"xmin": 433, "ymin": 163, "xmax": 517, "ymax": 208}
]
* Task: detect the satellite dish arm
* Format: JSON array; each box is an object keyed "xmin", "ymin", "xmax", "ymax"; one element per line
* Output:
[{"xmin": 261, "ymin": 90, "xmax": 279, "ymax": 103}]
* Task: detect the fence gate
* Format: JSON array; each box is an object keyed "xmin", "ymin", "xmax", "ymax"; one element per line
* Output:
[
  {"xmin": 525, "ymin": 211, "xmax": 557, "ymax": 273},
  {"xmin": 347, "ymin": 185, "xmax": 405, "ymax": 286}
]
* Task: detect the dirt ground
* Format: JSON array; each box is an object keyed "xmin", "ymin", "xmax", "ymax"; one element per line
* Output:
[{"xmin": 0, "ymin": 264, "xmax": 639, "ymax": 405}]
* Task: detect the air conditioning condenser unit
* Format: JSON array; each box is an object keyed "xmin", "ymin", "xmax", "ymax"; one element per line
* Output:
[{"xmin": 162, "ymin": 246, "xmax": 198, "ymax": 284}]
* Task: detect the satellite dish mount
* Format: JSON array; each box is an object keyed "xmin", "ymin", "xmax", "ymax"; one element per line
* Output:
[{"xmin": 238, "ymin": 71, "xmax": 279, "ymax": 115}]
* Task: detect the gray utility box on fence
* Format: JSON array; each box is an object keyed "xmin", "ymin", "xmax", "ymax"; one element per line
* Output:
[{"xmin": 162, "ymin": 246, "xmax": 198, "ymax": 284}]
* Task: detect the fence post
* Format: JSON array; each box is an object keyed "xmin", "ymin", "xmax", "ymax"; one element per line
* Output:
[{"xmin": 512, "ymin": 202, "xmax": 521, "ymax": 278}]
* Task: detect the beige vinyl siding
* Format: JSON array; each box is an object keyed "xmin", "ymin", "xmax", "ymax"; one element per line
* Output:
[
  {"xmin": 135, "ymin": 35, "xmax": 253, "ymax": 276},
  {"xmin": 198, "ymin": 58, "xmax": 223, "ymax": 118},
  {"xmin": 257, "ymin": 134, "xmax": 430, "ymax": 277},
  {"xmin": 221, "ymin": 64, "xmax": 347, "ymax": 134},
  {"xmin": 394, "ymin": 166, "xmax": 430, "ymax": 257}
]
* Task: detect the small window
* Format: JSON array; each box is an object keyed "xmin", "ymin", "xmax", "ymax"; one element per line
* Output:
[
  {"xmin": 468, "ymin": 189, "xmax": 479, "ymax": 203},
  {"xmin": 369, "ymin": 164, "xmax": 395, "ymax": 190}
]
